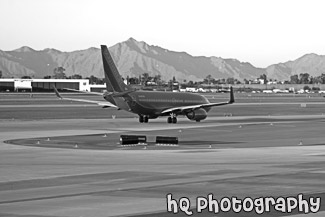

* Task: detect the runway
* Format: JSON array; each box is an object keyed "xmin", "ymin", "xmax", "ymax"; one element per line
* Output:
[
  {"xmin": 0, "ymin": 116, "xmax": 325, "ymax": 216},
  {"xmin": 0, "ymin": 93, "xmax": 325, "ymax": 216}
]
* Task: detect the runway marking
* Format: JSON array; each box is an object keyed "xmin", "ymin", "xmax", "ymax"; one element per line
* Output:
[
  {"xmin": 117, "ymin": 120, "xmax": 312, "ymax": 133},
  {"xmin": 308, "ymin": 171, "xmax": 325, "ymax": 174},
  {"xmin": 0, "ymin": 170, "xmax": 306, "ymax": 205},
  {"xmin": 155, "ymin": 144, "xmax": 179, "ymax": 147},
  {"xmin": 270, "ymin": 124, "xmax": 297, "ymax": 127},
  {"xmin": 119, "ymin": 144, "xmax": 148, "ymax": 147},
  {"xmin": 183, "ymin": 128, "xmax": 233, "ymax": 132},
  {"xmin": 232, "ymin": 102, "xmax": 325, "ymax": 105},
  {"xmin": 287, "ymin": 211, "xmax": 325, "ymax": 217},
  {"xmin": 304, "ymin": 152, "xmax": 325, "ymax": 156}
]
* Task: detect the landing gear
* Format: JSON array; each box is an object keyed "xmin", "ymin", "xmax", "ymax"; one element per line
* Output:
[
  {"xmin": 167, "ymin": 114, "xmax": 177, "ymax": 124},
  {"xmin": 139, "ymin": 115, "xmax": 149, "ymax": 123}
]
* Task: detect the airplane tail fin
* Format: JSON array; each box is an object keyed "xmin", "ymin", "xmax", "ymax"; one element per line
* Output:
[{"xmin": 101, "ymin": 45, "xmax": 131, "ymax": 93}]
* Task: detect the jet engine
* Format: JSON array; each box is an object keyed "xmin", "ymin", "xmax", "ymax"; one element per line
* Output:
[{"xmin": 186, "ymin": 108, "xmax": 207, "ymax": 121}]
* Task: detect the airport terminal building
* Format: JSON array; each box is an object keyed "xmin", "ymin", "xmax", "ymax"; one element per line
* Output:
[{"xmin": 0, "ymin": 78, "xmax": 93, "ymax": 92}]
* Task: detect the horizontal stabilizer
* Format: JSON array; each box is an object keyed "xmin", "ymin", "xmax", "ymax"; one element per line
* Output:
[
  {"xmin": 53, "ymin": 86, "xmax": 118, "ymax": 109},
  {"xmin": 53, "ymin": 86, "xmax": 62, "ymax": 99}
]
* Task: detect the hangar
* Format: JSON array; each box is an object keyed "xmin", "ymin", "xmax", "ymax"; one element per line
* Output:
[{"xmin": 0, "ymin": 78, "xmax": 91, "ymax": 92}]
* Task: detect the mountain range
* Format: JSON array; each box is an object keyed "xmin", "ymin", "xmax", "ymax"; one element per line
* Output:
[{"xmin": 0, "ymin": 37, "xmax": 324, "ymax": 82}]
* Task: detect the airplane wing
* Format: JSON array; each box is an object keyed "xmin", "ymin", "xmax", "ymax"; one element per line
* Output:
[
  {"xmin": 161, "ymin": 87, "xmax": 234, "ymax": 114},
  {"xmin": 53, "ymin": 86, "xmax": 118, "ymax": 108}
]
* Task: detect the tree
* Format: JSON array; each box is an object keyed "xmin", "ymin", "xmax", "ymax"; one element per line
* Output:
[
  {"xmin": 129, "ymin": 76, "xmax": 139, "ymax": 84},
  {"xmin": 299, "ymin": 73, "xmax": 310, "ymax": 84},
  {"xmin": 290, "ymin": 74, "xmax": 299, "ymax": 84},
  {"xmin": 320, "ymin": 74, "xmax": 325, "ymax": 84},
  {"xmin": 70, "ymin": 74, "xmax": 83, "ymax": 79},
  {"xmin": 218, "ymin": 78, "xmax": 226, "ymax": 84},
  {"xmin": 204, "ymin": 74, "xmax": 214, "ymax": 84},
  {"xmin": 0, "ymin": 70, "xmax": 2, "ymax": 78},
  {"xmin": 172, "ymin": 76, "xmax": 177, "ymax": 83},
  {"xmin": 21, "ymin": 76, "xmax": 32, "ymax": 79},
  {"xmin": 142, "ymin": 73, "xmax": 149, "ymax": 85},
  {"xmin": 87, "ymin": 75, "xmax": 104, "ymax": 84},
  {"xmin": 44, "ymin": 75, "xmax": 52, "ymax": 79},
  {"xmin": 187, "ymin": 80, "xmax": 194, "ymax": 86},
  {"xmin": 226, "ymin": 77, "xmax": 235, "ymax": 84},
  {"xmin": 259, "ymin": 74, "xmax": 268, "ymax": 83},
  {"xmin": 303, "ymin": 85, "xmax": 311, "ymax": 91},
  {"xmin": 168, "ymin": 78, "xmax": 177, "ymax": 91},
  {"xmin": 53, "ymin": 67, "xmax": 66, "ymax": 79},
  {"xmin": 312, "ymin": 76, "xmax": 322, "ymax": 84},
  {"xmin": 153, "ymin": 74, "xmax": 162, "ymax": 85}
]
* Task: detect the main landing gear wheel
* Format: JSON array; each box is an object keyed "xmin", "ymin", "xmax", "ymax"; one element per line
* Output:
[
  {"xmin": 139, "ymin": 115, "xmax": 149, "ymax": 123},
  {"xmin": 167, "ymin": 116, "xmax": 177, "ymax": 124}
]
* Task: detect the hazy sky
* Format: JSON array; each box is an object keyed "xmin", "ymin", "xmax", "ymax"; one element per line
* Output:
[{"xmin": 1, "ymin": 0, "xmax": 325, "ymax": 67}]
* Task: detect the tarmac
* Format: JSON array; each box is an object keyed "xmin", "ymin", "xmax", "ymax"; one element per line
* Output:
[{"xmin": 0, "ymin": 93, "xmax": 325, "ymax": 216}]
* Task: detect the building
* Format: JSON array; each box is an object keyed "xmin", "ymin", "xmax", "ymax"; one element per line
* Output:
[
  {"xmin": 0, "ymin": 78, "xmax": 90, "ymax": 92},
  {"xmin": 88, "ymin": 84, "xmax": 106, "ymax": 92}
]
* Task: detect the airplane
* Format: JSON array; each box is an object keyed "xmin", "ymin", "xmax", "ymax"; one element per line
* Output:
[{"xmin": 53, "ymin": 45, "xmax": 235, "ymax": 124}]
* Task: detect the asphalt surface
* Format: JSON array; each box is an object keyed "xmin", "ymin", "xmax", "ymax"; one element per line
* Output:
[{"xmin": 0, "ymin": 93, "xmax": 325, "ymax": 217}]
